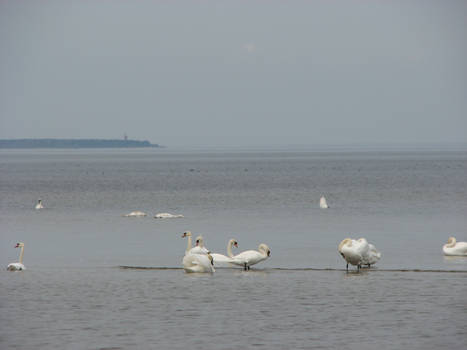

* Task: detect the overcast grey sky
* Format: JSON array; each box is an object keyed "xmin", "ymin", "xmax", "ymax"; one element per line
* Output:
[{"xmin": 1, "ymin": 0, "xmax": 466, "ymax": 148}]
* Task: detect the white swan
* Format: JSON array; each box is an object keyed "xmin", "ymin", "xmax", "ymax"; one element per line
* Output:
[
  {"xmin": 357, "ymin": 238, "xmax": 381, "ymax": 267},
  {"xmin": 320, "ymin": 196, "xmax": 329, "ymax": 209},
  {"xmin": 443, "ymin": 237, "xmax": 467, "ymax": 256},
  {"xmin": 211, "ymin": 239, "xmax": 238, "ymax": 265},
  {"xmin": 231, "ymin": 243, "xmax": 271, "ymax": 270},
  {"xmin": 155, "ymin": 212, "xmax": 184, "ymax": 219},
  {"xmin": 123, "ymin": 211, "xmax": 147, "ymax": 217},
  {"xmin": 35, "ymin": 199, "xmax": 44, "ymax": 210},
  {"xmin": 338, "ymin": 238, "xmax": 368, "ymax": 271},
  {"xmin": 7, "ymin": 242, "xmax": 26, "ymax": 271},
  {"xmin": 181, "ymin": 231, "xmax": 215, "ymax": 273}
]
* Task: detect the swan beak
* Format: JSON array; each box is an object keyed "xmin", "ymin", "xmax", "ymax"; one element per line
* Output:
[
  {"xmin": 234, "ymin": 242, "xmax": 238, "ymax": 248},
  {"xmin": 14, "ymin": 243, "xmax": 20, "ymax": 248},
  {"xmin": 195, "ymin": 240, "xmax": 199, "ymax": 246},
  {"xmin": 267, "ymin": 250, "xmax": 271, "ymax": 257}
]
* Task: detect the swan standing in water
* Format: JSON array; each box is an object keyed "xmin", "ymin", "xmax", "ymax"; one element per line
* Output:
[
  {"xmin": 211, "ymin": 239, "xmax": 238, "ymax": 265},
  {"xmin": 357, "ymin": 238, "xmax": 381, "ymax": 267},
  {"xmin": 7, "ymin": 243, "xmax": 26, "ymax": 271},
  {"xmin": 338, "ymin": 238, "xmax": 368, "ymax": 271},
  {"xmin": 231, "ymin": 243, "xmax": 271, "ymax": 270},
  {"xmin": 443, "ymin": 237, "xmax": 467, "ymax": 256},
  {"xmin": 35, "ymin": 199, "xmax": 44, "ymax": 210},
  {"xmin": 122, "ymin": 211, "xmax": 147, "ymax": 217},
  {"xmin": 320, "ymin": 196, "xmax": 329, "ymax": 209},
  {"xmin": 181, "ymin": 231, "xmax": 215, "ymax": 273}
]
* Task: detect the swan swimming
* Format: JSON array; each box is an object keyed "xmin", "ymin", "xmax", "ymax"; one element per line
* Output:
[
  {"xmin": 357, "ymin": 238, "xmax": 381, "ymax": 267},
  {"xmin": 181, "ymin": 231, "xmax": 215, "ymax": 273},
  {"xmin": 231, "ymin": 243, "xmax": 271, "ymax": 270},
  {"xmin": 35, "ymin": 199, "xmax": 44, "ymax": 210},
  {"xmin": 211, "ymin": 239, "xmax": 238, "ymax": 265},
  {"xmin": 338, "ymin": 238, "xmax": 367, "ymax": 271},
  {"xmin": 320, "ymin": 196, "xmax": 329, "ymax": 209},
  {"xmin": 123, "ymin": 211, "xmax": 147, "ymax": 217},
  {"xmin": 7, "ymin": 243, "xmax": 26, "ymax": 271},
  {"xmin": 154, "ymin": 213, "xmax": 184, "ymax": 219},
  {"xmin": 443, "ymin": 237, "xmax": 467, "ymax": 256}
]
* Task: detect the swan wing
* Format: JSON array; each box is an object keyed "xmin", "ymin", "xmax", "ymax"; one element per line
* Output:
[
  {"xmin": 7, "ymin": 263, "xmax": 25, "ymax": 271},
  {"xmin": 231, "ymin": 250, "xmax": 266, "ymax": 267},
  {"xmin": 211, "ymin": 253, "xmax": 234, "ymax": 264},
  {"xmin": 444, "ymin": 241, "xmax": 467, "ymax": 256},
  {"xmin": 189, "ymin": 246, "xmax": 210, "ymax": 255},
  {"xmin": 182, "ymin": 253, "xmax": 214, "ymax": 273}
]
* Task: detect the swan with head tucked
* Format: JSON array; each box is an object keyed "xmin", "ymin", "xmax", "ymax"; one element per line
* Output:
[
  {"xmin": 123, "ymin": 211, "xmax": 147, "ymax": 217},
  {"xmin": 320, "ymin": 196, "xmax": 329, "ymax": 209},
  {"xmin": 35, "ymin": 199, "xmax": 44, "ymax": 210},
  {"xmin": 231, "ymin": 243, "xmax": 271, "ymax": 270},
  {"xmin": 181, "ymin": 231, "xmax": 215, "ymax": 273},
  {"xmin": 338, "ymin": 238, "xmax": 368, "ymax": 271},
  {"xmin": 7, "ymin": 243, "xmax": 26, "ymax": 271},
  {"xmin": 443, "ymin": 237, "xmax": 467, "ymax": 256},
  {"xmin": 357, "ymin": 238, "xmax": 381, "ymax": 267},
  {"xmin": 211, "ymin": 239, "xmax": 238, "ymax": 265},
  {"xmin": 155, "ymin": 213, "xmax": 184, "ymax": 219}
]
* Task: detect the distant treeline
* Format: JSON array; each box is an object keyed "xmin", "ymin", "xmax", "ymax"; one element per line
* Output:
[{"xmin": 0, "ymin": 139, "xmax": 161, "ymax": 149}]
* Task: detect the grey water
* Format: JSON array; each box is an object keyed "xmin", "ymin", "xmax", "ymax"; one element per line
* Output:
[{"xmin": 1, "ymin": 149, "xmax": 466, "ymax": 349}]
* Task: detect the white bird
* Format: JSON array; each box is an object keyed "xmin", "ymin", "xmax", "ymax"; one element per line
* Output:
[
  {"xmin": 320, "ymin": 196, "xmax": 329, "ymax": 209},
  {"xmin": 154, "ymin": 212, "xmax": 184, "ymax": 219},
  {"xmin": 35, "ymin": 199, "xmax": 44, "ymax": 210},
  {"xmin": 231, "ymin": 243, "xmax": 271, "ymax": 270},
  {"xmin": 443, "ymin": 237, "xmax": 467, "ymax": 256},
  {"xmin": 122, "ymin": 211, "xmax": 147, "ymax": 217},
  {"xmin": 188, "ymin": 235, "xmax": 211, "ymax": 255},
  {"xmin": 211, "ymin": 239, "xmax": 238, "ymax": 265},
  {"xmin": 7, "ymin": 242, "xmax": 26, "ymax": 271},
  {"xmin": 181, "ymin": 231, "xmax": 215, "ymax": 273},
  {"xmin": 338, "ymin": 238, "xmax": 368, "ymax": 271},
  {"xmin": 357, "ymin": 238, "xmax": 381, "ymax": 267}
]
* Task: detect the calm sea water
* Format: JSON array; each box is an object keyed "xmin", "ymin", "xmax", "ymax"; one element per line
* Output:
[{"xmin": 1, "ymin": 149, "xmax": 466, "ymax": 349}]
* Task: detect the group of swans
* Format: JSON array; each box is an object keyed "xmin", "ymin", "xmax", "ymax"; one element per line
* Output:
[
  {"xmin": 338, "ymin": 237, "xmax": 381, "ymax": 271},
  {"xmin": 181, "ymin": 231, "xmax": 271, "ymax": 273},
  {"xmin": 6, "ymin": 236, "xmax": 466, "ymax": 273},
  {"xmin": 7, "ymin": 243, "xmax": 26, "ymax": 271}
]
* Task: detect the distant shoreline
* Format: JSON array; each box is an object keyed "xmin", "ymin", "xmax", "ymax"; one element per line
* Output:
[{"xmin": 0, "ymin": 138, "xmax": 162, "ymax": 149}]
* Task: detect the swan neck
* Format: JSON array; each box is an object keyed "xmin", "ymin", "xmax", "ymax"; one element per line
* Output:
[
  {"xmin": 19, "ymin": 246, "xmax": 24, "ymax": 264},
  {"xmin": 227, "ymin": 240, "xmax": 233, "ymax": 258},
  {"xmin": 186, "ymin": 235, "xmax": 192, "ymax": 253}
]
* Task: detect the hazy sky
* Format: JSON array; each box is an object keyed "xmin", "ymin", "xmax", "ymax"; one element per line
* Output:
[{"xmin": 1, "ymin": 0, "xmax": 466, "ymax": 147}]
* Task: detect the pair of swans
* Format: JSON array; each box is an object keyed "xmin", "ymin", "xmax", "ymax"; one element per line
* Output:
[
  {"xmin": 7, "ymin": 243, "xmax": 26, "ymax": 271},
  {"xmin": 443, "ymin": 237, "xmax": 467, "ymax": 256},
  {"xmin": 338, "ymin": 238, "xmax": 381, "ymax": 271},
  {"xmin": 182, "ymin": 231, "xmax": 215, "ymax": 273},
  {"xmin": 212, "ymin": 238, "xmax": 271, "ymax": 271}
]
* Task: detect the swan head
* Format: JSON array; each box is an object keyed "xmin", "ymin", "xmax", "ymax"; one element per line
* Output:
[
  {"xmin": 182, "ymin": 231, "xmax": 192, "ymax": 238},
  {"xmin": 259, "ymin": 243, "xmax": 271, "ymax": 257},
  {"xmin": 338, "ymin": 238, "xmax": 352, "ymax": 253},
  {"xmin": 445, "ymin": 237, "xmax": 457, "ymax": 247},
  {"xmin": 37, "ymin": 199, "xmax": 42, "ymax": 203},
  {"xmin": 15, "ymin": 242, "xmax": 24, "ymax": 248},
  {"xmin": 229, "ymin": 239, "xmax": 238, "ymax": 248},
  {"xmin": 195, "ymin": 235, "xmax": 204, "ymax": 247}
]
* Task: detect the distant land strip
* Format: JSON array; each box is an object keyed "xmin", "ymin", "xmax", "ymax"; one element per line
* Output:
[{"xmin": 0, "ymin": 138, "xmax": 161, "ymax": 149}]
